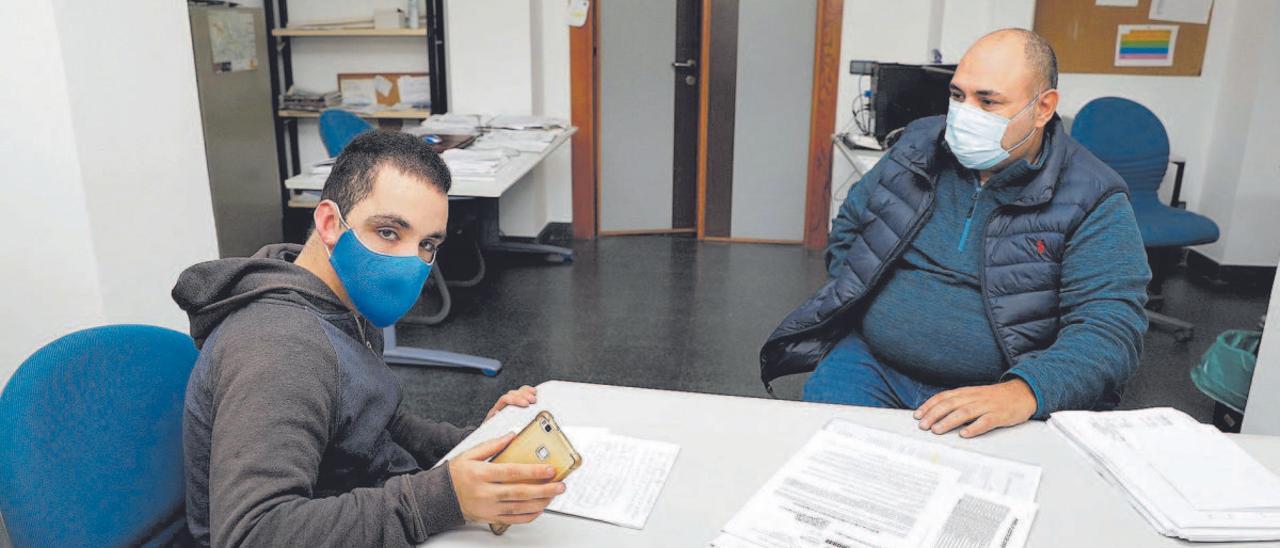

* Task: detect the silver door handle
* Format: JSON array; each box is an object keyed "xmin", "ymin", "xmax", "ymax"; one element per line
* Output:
[{"xmin": 671, "ymin": 59, "xmax": 697, "ymax": 69}]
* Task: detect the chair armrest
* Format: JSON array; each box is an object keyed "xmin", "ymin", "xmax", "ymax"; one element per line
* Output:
[{"xmin": 1169, "ymin": 158, "xmax": 1187, "ymax": 209}]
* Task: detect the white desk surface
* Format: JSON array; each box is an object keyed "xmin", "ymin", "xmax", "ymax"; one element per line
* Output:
[
  {"xmin": 425, "ymin": 381, "xmax": 1280, "ymax": 548},
  {"xmin": 285, "ymin": 127, "xmax": 577, "ymax": 200}
]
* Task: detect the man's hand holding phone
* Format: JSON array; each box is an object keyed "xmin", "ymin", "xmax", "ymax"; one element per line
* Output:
[{"xmin": 447, "ymin": 433, "xmax": 567, "ymax": 526}]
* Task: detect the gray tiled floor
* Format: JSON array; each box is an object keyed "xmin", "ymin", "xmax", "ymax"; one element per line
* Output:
[{"xmin": 394, "ymin": 236, "xmax": 1271, "ymax": 429}]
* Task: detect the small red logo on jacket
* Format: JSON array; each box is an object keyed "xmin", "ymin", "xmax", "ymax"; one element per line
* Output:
[{"xmin": 1036, "ymin": 239, "xmax": 1047, "ymax": 256}]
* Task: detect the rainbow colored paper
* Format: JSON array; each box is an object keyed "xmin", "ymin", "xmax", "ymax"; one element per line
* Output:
[{"xmin": 1115, "ymin": 25, "xmax": 1179, "ymax": 67}]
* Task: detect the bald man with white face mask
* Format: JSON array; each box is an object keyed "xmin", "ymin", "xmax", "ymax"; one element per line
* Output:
[{"xmin": 761, "ymin": 29, "xmax": 1152, "ymax": 438}]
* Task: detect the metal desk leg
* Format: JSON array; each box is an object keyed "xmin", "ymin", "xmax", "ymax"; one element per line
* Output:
[
  {"xmin": 382, "ymin": 325, "xmax": 502, "ymax": 376},
  {"xmin": 400, "ymin": 264, "xmax": 452, "ymax": 325}
]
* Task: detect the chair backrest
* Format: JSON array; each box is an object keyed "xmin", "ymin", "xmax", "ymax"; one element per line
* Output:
[
  {"xmin": 1070, "ymin": 97, "xmax": 1170, "ymax": 199},
  {"xmin": 0, "ymin": 325, "xmax": 199, "ymax": 547},
  {"xmin": 319, "ymin": 109, "xmax": 375, "ymax": 157}
]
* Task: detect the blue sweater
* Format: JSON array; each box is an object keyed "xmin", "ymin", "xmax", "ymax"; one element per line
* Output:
[{"xmin": 849, "ymin": 146, "xmax": 1150, "ymax": 415}]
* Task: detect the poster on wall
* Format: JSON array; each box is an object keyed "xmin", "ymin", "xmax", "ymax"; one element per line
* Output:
[
  {"xmin": 1114, "ymin": 24, "xmax": 1179, "ymax": 67},
  {"xmin": 208, "ymin": 11, "xmax": 258, "ymax": 73}
]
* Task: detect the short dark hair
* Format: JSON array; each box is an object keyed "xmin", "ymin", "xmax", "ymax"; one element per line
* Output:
[
  {"xmin": 985, "ymin": 28, "xmax": 1059, "ymax": 92},
  {"xmin": 319, "ymin": 130, "xmax": 451, "ymax": 215}
]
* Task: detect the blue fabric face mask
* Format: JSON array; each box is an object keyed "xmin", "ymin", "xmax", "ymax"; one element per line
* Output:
[
  {"xmin": 944, "ymin": 93, "xmax": 1042, "ymax": 171},
  {"xmin": 327, "ymin": 211, "xmax": 433, "ymax": 328}
]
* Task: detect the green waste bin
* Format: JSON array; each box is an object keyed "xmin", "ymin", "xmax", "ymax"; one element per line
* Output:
[{"xmin": 1191, "ymin": 329, "xmax": 1261, "ymax": 432}]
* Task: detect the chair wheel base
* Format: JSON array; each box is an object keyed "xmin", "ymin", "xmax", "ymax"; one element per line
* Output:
[{"xmin": 1147, "ymin": 309, "xmax": 1195, "ymax": 343}]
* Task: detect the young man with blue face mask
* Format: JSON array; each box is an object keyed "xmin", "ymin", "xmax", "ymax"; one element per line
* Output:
[
  {"xmin": 173, "ymin": 131, "xmax": 563, "ymax": 546},
  {"xmin": 762, "ymin": 29, "xmax": 1151, "ymax": 438}
]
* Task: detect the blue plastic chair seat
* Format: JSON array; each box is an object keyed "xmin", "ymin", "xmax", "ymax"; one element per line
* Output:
[{"xmin": 1130, "ymin": 195, "xmax": 1221, "ymax": 248}]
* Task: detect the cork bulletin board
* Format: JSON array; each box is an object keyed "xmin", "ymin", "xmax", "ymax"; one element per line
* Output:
[{"xmin": 1033, "ymin": 0, "xmax": 1212, "ymax": 76}]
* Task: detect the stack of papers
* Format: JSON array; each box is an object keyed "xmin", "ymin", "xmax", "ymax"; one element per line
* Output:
[
  {"xmin": 435, "ymin": 402, "xmax": 680, "ymax": 531},
  {"xmin": 279, "ymin": 86, "xmax": 341, "ymax": 112},
  {"xmin": 439, "ymin": 149, "xmax": 514, "ymax": 177},
  {"xmin": 1050, "ymin": 408, "xmax": 1280, "ymax": 542},
  {"xmin": 286, "ymin": 16, "xmax": 376, "ymax": 30},
  {"xmin": 419, "ymin": 113, "xmax": 487, "ymax": 134},
  {"xmin": 469, "ymin": 129, "xmax": 560, "ymax": 153},
  {"xmin": 713, "ymin": 420, "xmax": 1040, "ymax": 548},
  {"xmin": 308, "ymin": 158, "xmax": 336, "ymax": 175},
  {"xmin": 486, "ymin": 115, "xmax": 567, "ymax": 131}
]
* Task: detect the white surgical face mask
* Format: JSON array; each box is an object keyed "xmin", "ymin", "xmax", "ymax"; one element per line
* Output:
[{"xmin": 945, "ymin": 92, "xmax": 1043, "ymax": 171}]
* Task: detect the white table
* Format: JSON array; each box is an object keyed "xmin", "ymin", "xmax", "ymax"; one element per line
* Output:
[{"xmin": 425, "ymin": 381, "xmax": 1280, "ymax": 547}]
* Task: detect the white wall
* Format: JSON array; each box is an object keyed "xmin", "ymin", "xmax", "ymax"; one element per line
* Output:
[
  {"xmin": 446, "ymin": 2, "xmax": 534, "ymax": 115},
  {"xmin": 447, "ymin": 0, "xmax": 573, "ymax": 238},
  {"xmin": 1243, "ymin": 264, "xmax": 1280, "ymax": 435},
  {"xmin": 54, "ymin": 1, "xmax": 222, "ymax": 324},
  {"xmin": 0, "ymin": 1, "xmax": 107, "ymax": 390},
  {"xmin": 0, "ymin": 1, "xmax": 219, "ymax": 391},
  {"xmin": 833, "ymin": 0, "xmax": 1280, "ymax": 268},
  {"xmin": 937, "ymin": 0, "xmax": 1037, "ymax": 63},
  {"xmin": 497, "ymin": 0, "xmax": 574, "ymax": 236},
  {"xmin": 1209, "ymin": 1, "xmax": 1280, "ymax": 267},
  {"xmin": 531, "ymin": 0, "xmax": 574, "ymax": 226}
]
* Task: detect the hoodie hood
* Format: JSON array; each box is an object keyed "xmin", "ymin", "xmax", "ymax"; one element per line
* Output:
[{"xmin": 173, "ymin": 244, "xmax": 352, "ymax": 347}]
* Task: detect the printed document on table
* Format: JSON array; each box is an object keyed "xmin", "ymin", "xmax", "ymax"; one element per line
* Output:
[
  {"xmin": 547, "ymin": 427, "xmax": 680, "ymax": 529},
  {"xmin": 823, "ymin": 419, "xmax": 1042, "ymax": 501},
  {"xmin": 718, "ymin": 429, "xmax": 1037, "ymax": 548}
]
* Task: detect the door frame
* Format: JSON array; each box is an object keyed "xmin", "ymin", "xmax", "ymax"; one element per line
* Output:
[
  {"xmin": 569, "ymin": 0, "xmax": 844, "ymax": 248},
  {"xmin": 569, "ymin": 2, "xmax": 600, "ymax": 239},
  {"xmin": 802, "ymin": 0, "xmax": 844, "ymax": 250}
]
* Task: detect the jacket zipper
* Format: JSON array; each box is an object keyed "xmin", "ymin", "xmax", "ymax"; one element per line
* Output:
[
  {"xmin": 354, "ymin": 316, "xmax": 372, "ymax": 351},
  {"xmin": 957, "ymin": 180, "xmax": 982, "ymax": 251}
]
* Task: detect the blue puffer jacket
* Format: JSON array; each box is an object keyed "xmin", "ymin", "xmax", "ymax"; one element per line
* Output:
[{"xmin": 761, "ymin": 114, "xmax": 1133, "ymax": 406}]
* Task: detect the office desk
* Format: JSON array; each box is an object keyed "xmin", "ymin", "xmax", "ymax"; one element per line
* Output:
[
  {"xmin": 426, "ymin": 381, "xmax": 1280, "ymax": 547},
  {"xmin": 286, "ymin": 129, "xmax": 578, "ymax": 376},
  {"xmin": 283, "ymin": 128, "xmax": 576, "ymax": 199}
]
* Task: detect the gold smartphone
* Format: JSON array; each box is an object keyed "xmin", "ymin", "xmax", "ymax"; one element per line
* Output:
[{"xmin": 488, "ymin": 410, "xmax": 582, "ymax": 535}]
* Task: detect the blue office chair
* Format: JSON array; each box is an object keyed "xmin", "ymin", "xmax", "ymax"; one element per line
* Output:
[
  {"xmin": 1072, "ymin": 97, "xmax": 1220, "ymax": 341},
  {"xmin": 319, "ymin": 109, "xmax": 375, "ymax": 157},
  {"xmin": 0, "ymin": 325, "xmax": 199, "ymax": 547}
]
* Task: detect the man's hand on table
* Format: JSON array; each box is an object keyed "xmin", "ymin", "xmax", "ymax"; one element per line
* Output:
[
  {"xmin": 913, "ymin": 379, "xmax": 1037, "ymax": 438},
  {"xmin": 485, "ymin": 385, "xmax": 538, "ymax": 422}
]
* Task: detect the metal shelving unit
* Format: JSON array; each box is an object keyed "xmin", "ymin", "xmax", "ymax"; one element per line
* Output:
[{"xmin": 261, "ymin": 0, "xmax": 449, "ymax": 240}]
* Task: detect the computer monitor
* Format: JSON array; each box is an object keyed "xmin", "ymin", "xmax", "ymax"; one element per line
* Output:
[{"xmin": 871, "ymin": 63, "xmax": 956, "ymax": 146}]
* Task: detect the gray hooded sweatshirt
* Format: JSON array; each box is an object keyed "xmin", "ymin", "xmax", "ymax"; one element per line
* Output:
[{"xmin": 174, "ymin": 244, "xmax": 471, "ymax": 547}]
